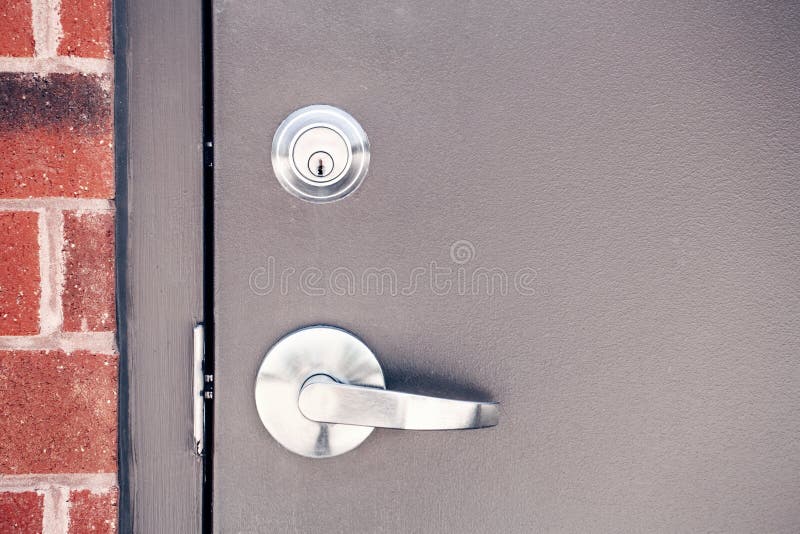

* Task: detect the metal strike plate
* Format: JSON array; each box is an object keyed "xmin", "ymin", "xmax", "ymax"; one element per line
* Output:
[{"xmin": 271, "ymin": 105, "xmax": 370, "ymax": 203}]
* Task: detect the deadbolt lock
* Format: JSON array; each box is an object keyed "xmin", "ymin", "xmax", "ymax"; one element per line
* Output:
[{"xmin": 272, "ymin": 105, "xmax": 370, "ymax": 202}]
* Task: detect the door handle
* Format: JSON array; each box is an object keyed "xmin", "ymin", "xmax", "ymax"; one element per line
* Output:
[
  {"xmin": 299, "ymin": 374, "xmax": 499, "ymax": 430},
  {"xmin": 255, "ymin": 325, "xmax": 499, "ymax": 458}
]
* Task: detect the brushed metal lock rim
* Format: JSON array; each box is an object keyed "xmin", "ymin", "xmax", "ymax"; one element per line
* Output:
[
  {"xmin": 254, "ymin": 325, "xmax": 385, "ymax": 458},
  {"xmin": 271, "ymin": 105, "xmax": 370, "ymax": 203}
]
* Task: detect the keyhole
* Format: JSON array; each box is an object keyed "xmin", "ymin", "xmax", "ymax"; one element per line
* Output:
[{"xmin": 307, "ymin": 151, "xmax": 334, "ymax": 181}]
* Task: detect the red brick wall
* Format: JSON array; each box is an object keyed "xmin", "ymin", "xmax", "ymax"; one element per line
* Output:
[{"xmin": 0, "ymin": 1, "xmax": 117, "ymax": 532}]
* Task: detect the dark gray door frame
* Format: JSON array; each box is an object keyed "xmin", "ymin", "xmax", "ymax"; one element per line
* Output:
[{"xmin": 115, "ymin": 0, "xmax": 206, "ymax": 530}]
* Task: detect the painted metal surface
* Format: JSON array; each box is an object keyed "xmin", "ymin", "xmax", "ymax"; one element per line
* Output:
[{"xmin": 213, "ymin": 1, "xmax": 800, "ymax": 531}]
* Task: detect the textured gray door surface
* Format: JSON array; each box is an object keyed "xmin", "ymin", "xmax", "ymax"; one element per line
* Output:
[{"xmin": 213, "ymin": 2, "xmax": 800, "ymax": 532}]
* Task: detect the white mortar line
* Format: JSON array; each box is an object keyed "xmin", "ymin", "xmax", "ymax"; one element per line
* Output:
[
  {"xmin": 0, "ymin": 56, "xmax": 112, "ymax": 75},
  {"xmin": 38, "ymin": 208, "xmax": 63, "ymax": 336},
  {"xmin": 0, "ymin": 473, "xmax": 117, "ymax": 492},
  {"xmin": 42, "ymin": 485, "xmax": 69, "ymax": 534},
  {"xmin": 31, "ymin": 0, "xmax": 63, "ymax": 59},
  {"xmin": 35, "ymin": 208, "xmax": 49, "ymax": 333},
  {"xmin": 46, "ymin": 0, "xmax": 64, "ymax": 59},
  {"xmin": 31, "ymin": 0, "xmax": 50, "ymax": 58},
  {"xmin": 0, "ymin": 331, "xmax": 117, "ymax": 353},
  {"xmin": 0, "ymin": 199, "xmax": 114, "ymax": 211}
]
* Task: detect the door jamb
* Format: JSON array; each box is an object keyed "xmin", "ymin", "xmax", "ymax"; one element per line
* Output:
[{"xmin": 116, "ymin": 0, "xmax": 206, "ymax": 530}]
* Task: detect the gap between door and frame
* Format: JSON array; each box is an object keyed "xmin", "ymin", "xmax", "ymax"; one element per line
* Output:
[{"xmin": 201, "ymin": 0, "xmax": 216, "ymax": 531}]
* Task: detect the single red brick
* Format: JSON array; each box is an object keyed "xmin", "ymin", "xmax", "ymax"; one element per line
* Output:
[
  {"xmin": 0, "ymin": 0, "xmax": 35, "ymax": 57},
  {"xmin": 69, "ymin": 488, "xmax": 118, "ymax": 534},
  {"xmin": 62, "ymin": 211, "xmax": 115, "ymax": 332},
  {"xmin": 58, "ymin": 0, "xmax": 111, "ymax": 59},
  {"xmin": 0, "ymin": 129, "xmax": 113, "ymax": 198},
  {"xmin": 0, "ymin": 211, "xmax": 40, "ymax": 335},
  {"xmin": 0, "ymin": 73, "xmax": 114, "ymax": 199},
  {"xmin": 0, "ymin": 491, "xmax": 44, "ymax": 533},
  {"xmin": 0, "ymin": 350, "xmax": 117, "ymax": 474}
]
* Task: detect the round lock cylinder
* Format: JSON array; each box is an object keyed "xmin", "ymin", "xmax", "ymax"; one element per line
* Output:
[
  {"xmin": 307, "ymin": 151, "xmax": 334, "ymax": 180},
  {"xmin": 272, "ymin": 105, "xmax": 370, "ymax": 202},
  {"xmin": 293, "ymin": 129, "xmax": 347, "ymax": 183}
]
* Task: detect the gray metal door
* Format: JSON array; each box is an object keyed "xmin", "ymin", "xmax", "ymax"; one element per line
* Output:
[{"xmin": 212, "ymin": 2, "xmax": 800, "ymax": 532}]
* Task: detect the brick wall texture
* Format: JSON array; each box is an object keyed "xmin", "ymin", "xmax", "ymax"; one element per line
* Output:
[{"xmin": 0, "ymin": 1, "xmax": 117, "ymax": 532}]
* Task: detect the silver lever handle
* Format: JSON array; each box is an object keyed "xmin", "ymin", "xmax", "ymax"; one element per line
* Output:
[
  {"xmin": 298, "ymin": 374, "xmax": 499, "ymax": 430},
  {"xmin": 255, "ymin": 325, "xmax": 500, "ymax": 458}
]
